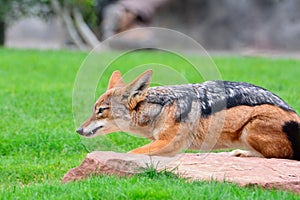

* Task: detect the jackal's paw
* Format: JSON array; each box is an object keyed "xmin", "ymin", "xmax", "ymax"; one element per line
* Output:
[
  {"xmin": 128, "ymin": 149, "xmax": 148, "ymax": 155},
  {"xmin": 128, "ymin": 150, "xmax": 139, "ymax": 154},
  {"xmin": 229, "ymin": 149, "xmax": 263, "ymax": 158}
]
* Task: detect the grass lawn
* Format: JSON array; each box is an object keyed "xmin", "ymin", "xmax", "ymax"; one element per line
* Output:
[{"xmin": 0, "ymin": 48, "xmax": 300, "ymax": 199}]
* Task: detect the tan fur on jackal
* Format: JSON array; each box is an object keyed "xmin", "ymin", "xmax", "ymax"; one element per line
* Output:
[{"xmin": 77, "ymin": 70, "xmax": 300, "ymax": 160}]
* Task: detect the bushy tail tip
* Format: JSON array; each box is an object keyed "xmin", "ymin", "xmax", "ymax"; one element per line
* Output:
[{"xmin": 282, "ymin": 121, "xmax": 300, "ymax": 160}]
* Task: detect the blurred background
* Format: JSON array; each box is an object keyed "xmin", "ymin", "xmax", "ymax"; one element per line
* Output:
[{"xmin": 1, "ymin": 0, "xmax": 300, "ymax": 53}]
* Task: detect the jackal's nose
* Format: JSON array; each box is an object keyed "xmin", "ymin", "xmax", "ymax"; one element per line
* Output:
[{"xmin": 76, "ymin": 127, "xmax": 83, "ymax": 134}]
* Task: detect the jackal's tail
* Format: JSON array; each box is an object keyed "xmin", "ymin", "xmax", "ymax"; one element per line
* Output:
[{"xmin": 282, "ymin": 121, "xmax": 300, "ymax": 160}]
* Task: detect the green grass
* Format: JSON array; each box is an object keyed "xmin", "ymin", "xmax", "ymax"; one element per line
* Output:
[{"xmin": 0, "ymin": 48, "xmax": 300, "ymax": 199}]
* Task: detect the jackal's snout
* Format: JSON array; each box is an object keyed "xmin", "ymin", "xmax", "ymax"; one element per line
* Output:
[{"xmin": 76, "ymin": 127, "xmax": 84, "ymax": 134}]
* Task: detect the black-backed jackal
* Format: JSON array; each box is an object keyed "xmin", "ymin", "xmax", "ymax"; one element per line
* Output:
[{"xmin": 77, "ymin": 70, "xmax": 300, "ymax": 160}]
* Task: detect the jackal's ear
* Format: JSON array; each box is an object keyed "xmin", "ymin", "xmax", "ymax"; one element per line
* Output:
[
  {"xmin": 123, "ymin": 70, "xmax": 152, "ymax": 110},
  {"xmin": 107, "ymin": 70, "xmax": 126, "ymax": 90}
]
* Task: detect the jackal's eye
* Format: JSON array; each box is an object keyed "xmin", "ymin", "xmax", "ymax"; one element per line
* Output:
[{"xmin": 97, "ymin": 107, "xmax": 109, "ymax": 114}]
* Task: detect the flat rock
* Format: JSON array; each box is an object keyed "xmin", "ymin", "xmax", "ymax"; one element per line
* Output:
[{"xmin": 62, "ymin": 151, "xmax": 300, "ymax": 194}]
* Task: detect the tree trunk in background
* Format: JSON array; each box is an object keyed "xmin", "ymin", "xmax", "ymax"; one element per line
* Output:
[{"xmin": 0, "ymin": 19, "xmax": 5, "ymax": 46}]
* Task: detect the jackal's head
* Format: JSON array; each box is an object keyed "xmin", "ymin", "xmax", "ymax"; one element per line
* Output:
[{"xmin": 76, "ymin": 70, "xmax": 152, "ymax": 137}]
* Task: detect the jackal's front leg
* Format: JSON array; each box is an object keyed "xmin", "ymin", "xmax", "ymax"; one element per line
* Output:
[
  {"xmin": 129, "ymin": 129, "xmax": 188, "ymax": 156},
  {"xmin": 129, "ymin": 105, "xmax": 190, "ymax": 156},
  {"xmin": 129, "ymin": 140, "xmax": 180, "ymax": 156}
]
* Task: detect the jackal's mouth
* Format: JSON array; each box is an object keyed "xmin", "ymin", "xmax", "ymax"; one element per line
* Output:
[{"xmin": 86, "ymin": 125, "xmax": 103, "ymax": 136}]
